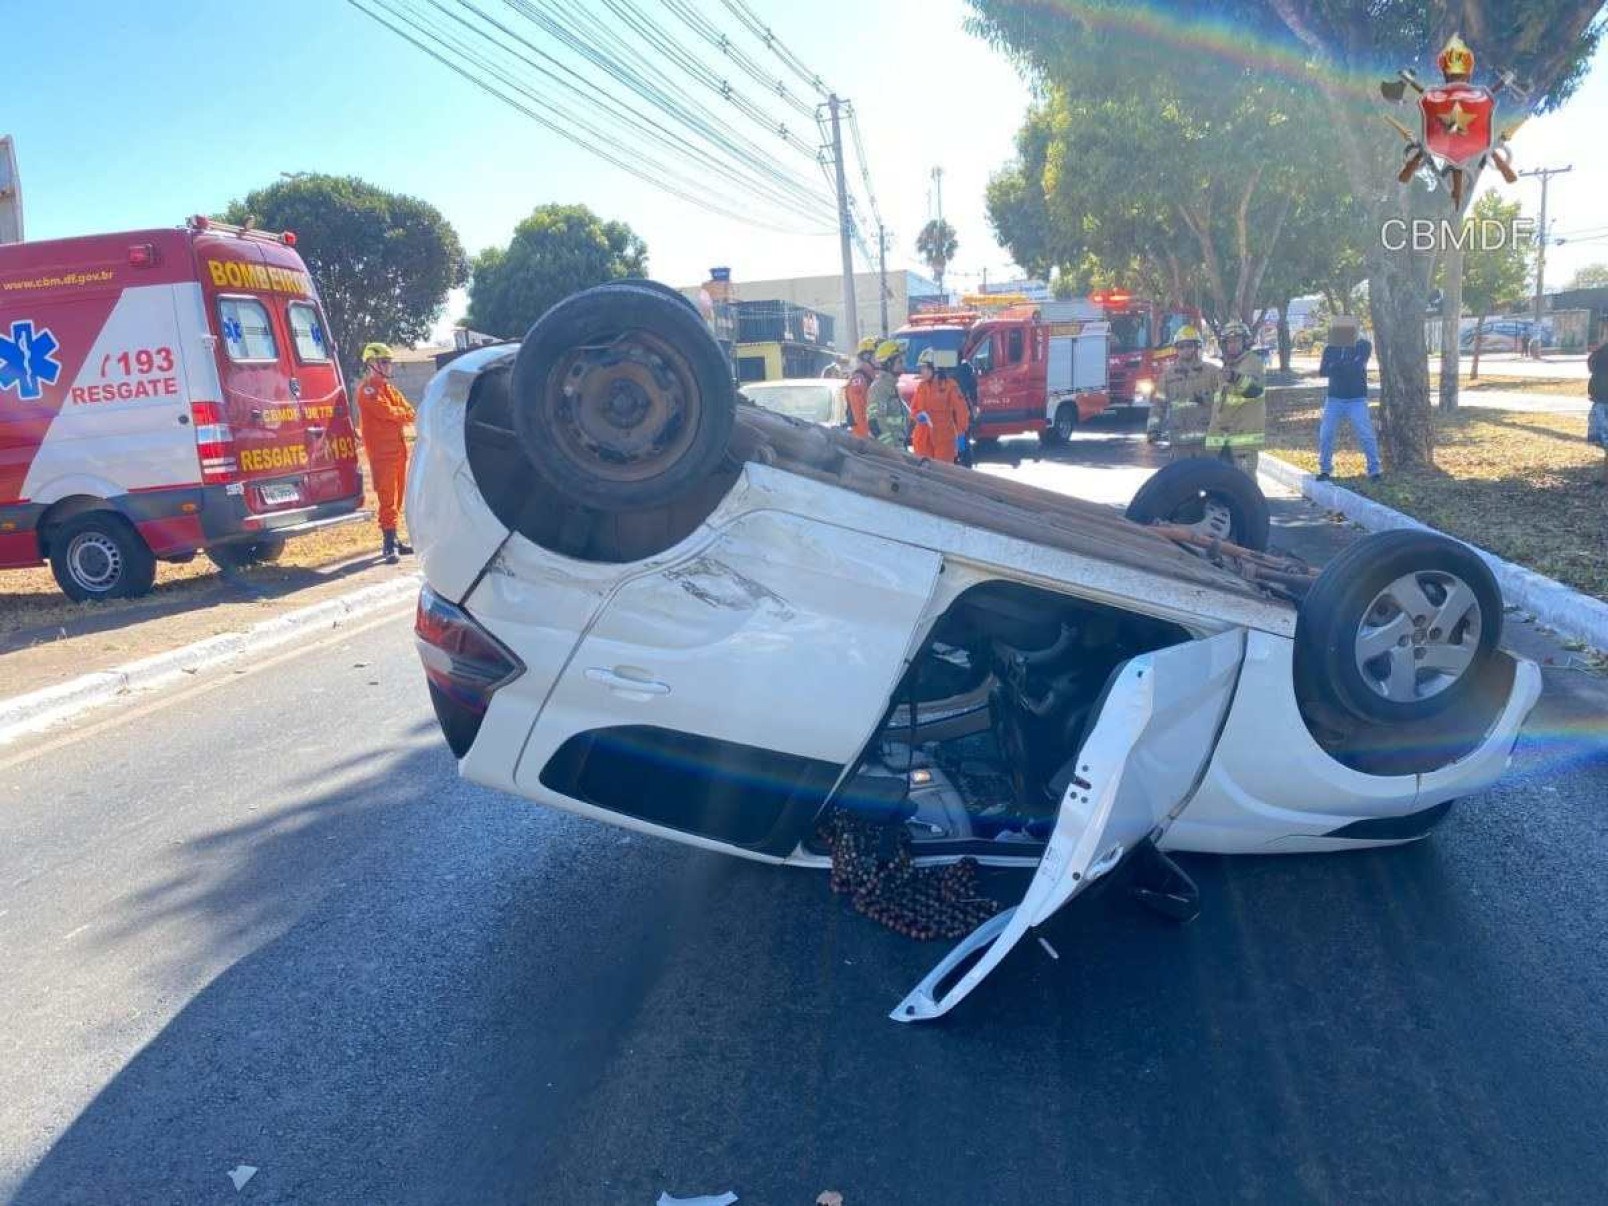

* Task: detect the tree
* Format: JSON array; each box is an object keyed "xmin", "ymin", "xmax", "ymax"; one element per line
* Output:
[
  {"xmin": 466, "ymin": 204, "xmax": 647, "ymax": 340},
  {"xmin": 1242, "ymin": 1, "xmax": 1600, "ymax": 466},
  {"xmin": 1569, "ymin": 263, "xmax": 1608, "ymax": 289},
  {"xmin": 1451, "ymin": 191, "xmax": 1535, "ymax": 381},
  {"xmin": 971, "ymin": 0, "xmax": 1600, "ymax": 468},
  {"xmin": 916, "ymin": 219, "xmax": 959, "ymax": 296},
  {"xmin": 221, "ymin": 175, "xmax": 467, "ymax": 376},
  {"xmin": 971, "ymin": 0, "xmax": 1367, "ymax": 337}
]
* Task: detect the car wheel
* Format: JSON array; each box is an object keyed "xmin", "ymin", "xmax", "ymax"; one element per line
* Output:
[
  {"xmin": 1125, "ymin": 457, "xmax": 1271, "ymax": 551},
  {"xmin": 1296, "ymin": 529, "xmax": 1501, "ymax": 724},
  {"xmin": 48, "ymin": 512, "xmax": 157, "ymax": 602},
  {"xmin": 510, "ymin": 283, "xmax": 736, "ymax": 512},
  {"xmin": 206, "ymin": 537, "xmax": 287, "ymax": 571},
  {"xmin": 592, "ymin": 278, "xmax": 702, "ymax": 316}
]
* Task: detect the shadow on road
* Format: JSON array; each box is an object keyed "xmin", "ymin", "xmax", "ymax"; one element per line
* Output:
[{"xmin": 17, "ymin": 725, "xmax": 1608, "ymax": 1202}]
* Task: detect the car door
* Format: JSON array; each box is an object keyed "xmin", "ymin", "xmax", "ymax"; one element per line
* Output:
[
  {"xmin": 515, "ymin": 509, "xmax": 945, "ymax": 858},
  {"xmin": 892, "ymin": 628, "xmax": 1244, "ymax": 1022}
]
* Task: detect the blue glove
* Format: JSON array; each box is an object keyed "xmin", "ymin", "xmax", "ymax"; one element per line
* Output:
[{"xmin": 915, "ymin": 412, "xmax": 933, "ymax": 426}]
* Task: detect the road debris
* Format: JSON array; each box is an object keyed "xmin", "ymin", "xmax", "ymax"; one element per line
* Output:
[
  {"xmin": 1037, "ymin": 936, "xmax": 1061, "ymax": 961},
  {"xmin": 226, "ymin": 1165, "xmax": 258, "ymax": 1191},
  {"xmin": 655, "ymin": 1192, "xmax": 737, "ymax": 1206},
  {"xmin": 817, "ymin": 1193, "xmax": 845, "ymax": 1206}
]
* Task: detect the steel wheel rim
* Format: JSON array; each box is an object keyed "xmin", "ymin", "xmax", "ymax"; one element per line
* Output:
[
  {"xmin": 1170, "ymin": 492, "xmax": 1235, "ymax": 542},
  {"xmin": 544, "ymin": 330, "xmax": 700, "ymax": 485},
  {"xmin": 1354, "ymin": 569, "xmax": 1482, "ymax": 703},
  {"xmin": 68, "ymin": 531, "xmax": 122, "ymax": 592}
]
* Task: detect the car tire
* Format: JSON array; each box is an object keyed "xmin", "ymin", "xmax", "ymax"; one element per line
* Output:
[
  {"xmin": 1296, "ymin": 529, "xmax": 1501, "ymax": 725},
  {"xmin": 1125, "ymin": 457, "xmax": 1271, "ymax": 551},
  {"xmin": 48, "ymin": 512, "xmax": 157, "ymax": 603},
  {"xmin": 510, "ymin": 283, "xmax": 736, "ymax": 512},
  {"xmin": 592, "ymin": 277, "xmax": 702, "ymax": 316},
  {"xmin": 206, "ymin": 537, "xmax": 287, "ymax": 571}
]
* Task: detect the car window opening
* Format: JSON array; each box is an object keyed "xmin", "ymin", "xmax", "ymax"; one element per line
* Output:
[{"xmin": 816, "ymin": 579, "xmax": 1192, "ymax": 859}]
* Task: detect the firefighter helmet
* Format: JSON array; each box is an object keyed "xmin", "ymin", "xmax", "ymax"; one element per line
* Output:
[
  {"xmin": 856, "ymin": 336, "xmax": 879, "ymax": 356},
  {"xmin": 916, "ymin": 348, "xmax": 936, "ymax": 368},
  {"xmin": 1173, "ymin": 325, "xmax": 1203, "ymax": 346},
  {"xmin": 875, "ymin": 340, "xmax": 904, "ymax": 367},
  {"xmin": 361, "ymin": 342, "xmax": 395, "ymax": 362},
  {"xmin": 1220, "ymin": 322, "xmax": 1252, "ymax": 354}
]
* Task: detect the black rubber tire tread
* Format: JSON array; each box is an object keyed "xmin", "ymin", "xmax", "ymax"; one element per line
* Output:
[
  {"xmin": 48, "ymin": 512, "xmax": 157, "ymax": 603},
  {"xmin": 1295, "ymin": 528, "xmax": 1502, "ymax": 725},
  {"xmin": 592, "ymin": 278, "xmax": 701, "ymax": 315},
  {"xmin": 510, "ymin": 283, "xmax": 736, "ymax": 513},
  {"xmin": 1125, "ymin": 457, "xmax": 1271, "ymax": 551},
  {"xmin": 206, "ymin": 537, "xmax": 287, "ymax": 571}
]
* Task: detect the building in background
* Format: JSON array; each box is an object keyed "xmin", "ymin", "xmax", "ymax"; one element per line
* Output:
[{"xmin": 681, "ymin": 267, "xmax": 941, "ymax": 353}]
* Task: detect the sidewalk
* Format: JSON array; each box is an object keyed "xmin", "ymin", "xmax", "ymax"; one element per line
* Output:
[{"xmin": 0, "ymin": 555, "xmax": 419, "ymax": 699}]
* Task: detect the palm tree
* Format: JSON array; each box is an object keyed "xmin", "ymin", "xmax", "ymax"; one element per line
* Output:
[{"xmin": 917, "ymin": 219, "xmax": 959, "ymax": 297}]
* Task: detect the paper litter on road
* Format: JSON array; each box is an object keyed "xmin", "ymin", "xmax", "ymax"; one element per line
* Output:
[
  {"xmin": 227, "ymin": 1165, "xmax": 258, "ymax": 1191},
  {"xmin": 656, "ymin": 1192, "xmax": 737, "ymax": 1206}
]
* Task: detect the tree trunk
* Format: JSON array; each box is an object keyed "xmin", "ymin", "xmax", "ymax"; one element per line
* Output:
[
  {"xmin": 1438, "ymin": 235, "xmax": 1466, "ymax": 412},
  {"xmin": 1470, "ymin": 310, "xmax": 1486, "ymax": 380},
  {"xmin": 1369, "ymin": 250, "xmax": 1436, "ymax": 469},
  {"xmin": 1276, "ymin": 299, "xmax": 1292, "ymax": 373}
]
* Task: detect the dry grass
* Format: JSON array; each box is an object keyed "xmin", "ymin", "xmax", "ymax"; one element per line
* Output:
[
  {"xmin": 1268, "ymin": 400, "xmax": 1608, "ymax": 601},
  {"xmin": 1452, "ymin": 376, "xmax": 1591, "ymax": 397},
  {"xmin": 0, "ymin": 479, "xmax": 390, "ymax": 637}
]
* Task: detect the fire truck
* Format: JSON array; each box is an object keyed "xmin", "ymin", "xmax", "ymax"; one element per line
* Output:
[
  {"xmin": 0, "ymin": 217, "xmax": 365, "ymax": 601},
  {"xmin": 893, "ymin": 290, "xmax": 1197, "ymax": 444}
]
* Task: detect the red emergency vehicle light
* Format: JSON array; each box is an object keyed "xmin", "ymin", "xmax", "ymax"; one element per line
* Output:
[
  {"xmin": 282, "ymin": 231, "xmax": 297, "ymax": 246},
  {"xmin": 127, "ymin": 243, "xmax": 156, "ymax": 268},
  {"xmin": 1089, "ymin": 290, "xmax": 1133, "ymax": 307}
]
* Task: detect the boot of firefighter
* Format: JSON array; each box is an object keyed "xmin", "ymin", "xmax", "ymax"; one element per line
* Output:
[
  {"xmin": 382, "ymin": 529, "xmax": 399, "ymax": 564},
  {"xmin": 393, "ymin": 533, "xmax": 414, "ymax": 556}
]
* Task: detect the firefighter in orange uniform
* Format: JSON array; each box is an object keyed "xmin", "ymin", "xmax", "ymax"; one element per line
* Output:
[
  {"xmin": 355, "ymin": 342, "xmax": 415, "ymax": 564},
  {"xmin": 844, "ymin": 335, "xmax": 878, "ymax": 437},
  {"xmin": 909, "ymin": 348, "xmax": 970, "ymax": 462}
]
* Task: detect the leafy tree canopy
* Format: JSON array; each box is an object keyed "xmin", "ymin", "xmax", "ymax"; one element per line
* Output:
[
  {"xmin": 221, "ymin": 174, "xmax": 468, "ymax": 373},
  {"xmin": 466, "ymin": 204, "xmax": 648, "ymax": 340}
]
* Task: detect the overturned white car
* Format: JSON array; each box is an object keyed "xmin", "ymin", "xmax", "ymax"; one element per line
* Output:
[{"xmin": 406, "ymin": 283, "xmax": 1540, "ymax": 1022}]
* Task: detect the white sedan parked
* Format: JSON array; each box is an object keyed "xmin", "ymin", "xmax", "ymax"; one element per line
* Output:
[{"xmin": 406, "ymin": 282, "xmax": 1540, "ymax": 1022}]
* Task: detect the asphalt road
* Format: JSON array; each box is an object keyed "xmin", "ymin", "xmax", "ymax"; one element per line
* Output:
[{"xmin": 4, "ymin": 436, "xmax": 1608, "ymax": 1204}]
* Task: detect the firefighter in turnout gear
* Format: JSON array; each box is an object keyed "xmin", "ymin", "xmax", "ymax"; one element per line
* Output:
[
  {"xmin": 844, "ymin": 335, "xmax": 878, "ymax": 437},
  {"xmin": 1206, "ymin": 321, "xmax": 1266, "ymax": 473},
  {"xmin": 1149, "ymin": 325, "xmax": 1220, "ymax": 446},
  {"xmin": 867, "ymin": 340, "xmax": 910, "ymax": 449},
  {"xmin": 355, "ymin": 342, "xmax": 416, "ymax": 563}
]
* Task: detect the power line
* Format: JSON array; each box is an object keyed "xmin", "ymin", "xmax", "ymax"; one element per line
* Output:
[
  {"xmin": 345, "ymin": 0, "xmax": 827, "ymax": 231},
  {"xmin": 503, "ymin": 0, "xmax": 833, "ymax": 207},
  {"xmin": 431, "ymin": 0, "xmax": 831, "ymax": 223},
  {"xmin": 659, "ymin": 0, "xmax": 817, "ymax": 120},
  {"xmin": 718, "ymin": 0, "xmax": 831, "ymax": 98}
]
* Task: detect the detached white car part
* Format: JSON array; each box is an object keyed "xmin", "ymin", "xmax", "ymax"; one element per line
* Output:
[{"xmin": 406, "ymin": 283, "xmax": 1542, "ymax": 1023}]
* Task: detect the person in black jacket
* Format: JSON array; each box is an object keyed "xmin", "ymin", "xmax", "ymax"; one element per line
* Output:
[
  {"xmin": 1316, "ymin": 316, "xmax": 1382, "ymax": 480},
  {"xmin": 1588, "ymin": 338, "xmax": 1608, "ymax": 486}
]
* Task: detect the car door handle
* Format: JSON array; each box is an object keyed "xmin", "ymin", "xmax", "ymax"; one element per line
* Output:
[{"xmin": 584, "ymin": 667, "xmax": 671, "ymax": 696}]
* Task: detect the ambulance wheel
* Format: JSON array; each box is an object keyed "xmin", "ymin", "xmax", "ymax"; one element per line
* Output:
[
  {"xmin": 206, "ymin": 537, "xmax": 287, "ymax": 571},
  {"xmin": 1125, "ymin": 457, "xmax": 1271, "ymax": 551},
  {"xmin": 510, "ymin": 283, "xmax": 736, "ymax": 512},
  {"xmin": 49, "ymin": 513, "xmax": 157, "ymax": 603}
]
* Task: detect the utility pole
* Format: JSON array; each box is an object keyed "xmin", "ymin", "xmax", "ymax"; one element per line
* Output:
[
  {"xmin": 827, "ymin": 95, "xmax": 860, "ymax": 353},
  {"xmin": 876, "ymin": 223, "xmax": 889, "ymax": 336},
  {"xmin": 932, "ymin": 166, "xmax": 944, "ymax": 225},
  {"xmin": 1520, "ymin": 164, "xmax": 1572, "ymax": 357}
]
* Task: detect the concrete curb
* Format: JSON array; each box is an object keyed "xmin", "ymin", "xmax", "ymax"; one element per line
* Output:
[
  {"xmin": 0, "ymin": 574, "xmax": 421, "ymax": 745},
  {"xmin": 1260, "ymin": 453, "xmax": 1608, "ymax": 653}
]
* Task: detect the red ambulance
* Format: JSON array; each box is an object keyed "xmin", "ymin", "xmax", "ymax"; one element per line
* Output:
[{"xmin": 0, "ymin": 217, "xmax": 364, "ymax": 601}]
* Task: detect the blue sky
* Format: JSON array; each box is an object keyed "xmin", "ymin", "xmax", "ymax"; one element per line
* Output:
[{"xmin": 9, "ymin": 2, "xmax": 1607, "ymax": 340}]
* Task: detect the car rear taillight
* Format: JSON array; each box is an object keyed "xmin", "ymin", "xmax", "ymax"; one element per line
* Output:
[
  {"xmin": 191, "ymin": 400, "xmax": 239, "ymax": 484},
  {"xmin": 415, "ymin": 586, "xmax": 524, "ymax": 757}
]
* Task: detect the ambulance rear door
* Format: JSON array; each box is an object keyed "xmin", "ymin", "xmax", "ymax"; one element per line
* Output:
[{"xmin": 198, "ymin": 237, "xmax": 359, "ymax": 518}]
